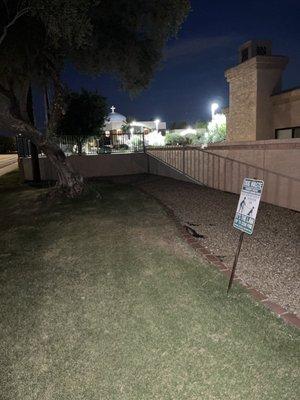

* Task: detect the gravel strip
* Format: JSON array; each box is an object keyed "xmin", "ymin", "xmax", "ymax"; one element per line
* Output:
[{"xmin": 133, "ymin": 175, "xmax": 300, "ymax": 317}]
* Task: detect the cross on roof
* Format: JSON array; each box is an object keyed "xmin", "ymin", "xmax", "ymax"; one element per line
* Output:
[{"xmin": 110, "ymin": 106, "xmax": 116, "ymax": 113}]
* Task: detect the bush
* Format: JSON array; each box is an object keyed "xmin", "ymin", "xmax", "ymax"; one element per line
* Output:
[
  {"xmin": 187, "ymin": 133, "xmax": 206, "ymax": 145},
  {"xmin": 0, "ymin": 136, "xmax": 16, "ymax": 153},
  {"xmin": 97, "ymin": 146, "xmax": 111, "ymax": 154},
  {"xmin": 164, "ymin": 115, "xmax": 226, "ymax": 147},
  {"xmin": 113, "ymin": 143, "xmax": 129, "ymax": 150},
  {"xmin": 194, "ymin": 120, "xmax": 208, "ymax": 130},
  {"xmin": 206, "ymin": 114, "xmax": 227, "ymax": 143},
  {"xmin": 165, "ymin": 132, "xmax": 192, "ymax": 146}
]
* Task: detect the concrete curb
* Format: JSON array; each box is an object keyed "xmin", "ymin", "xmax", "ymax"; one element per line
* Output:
[{"xmin": 138, "ymin": 187, "xmax": 300, "ymax": 330}]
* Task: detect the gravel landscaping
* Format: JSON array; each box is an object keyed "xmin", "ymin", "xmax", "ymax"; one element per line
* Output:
[{"xmin": 134, "ymin": 175, "xmax": 300, "ymax": 317}]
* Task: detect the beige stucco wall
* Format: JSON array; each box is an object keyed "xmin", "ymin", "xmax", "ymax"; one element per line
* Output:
[
  {"xmin": 147, "ymin": 147, "xmax": 197, "ymax": 184},
  {"xmin": 225, "ymin": 59, "xmax": 258, "ymax": 142},
  {"xmin": 21, "ymin": 157, "xmax": 34, "ymax": 180},
  {"xmin": 21, "ymin": 153, "xmax": 148, "ymax": 181},
  {"xmin": 148, "ymin": 155, "xmax": 195, "ymax": 184},
  {"xmin": 204, "ymin": 140, "xmax": 300, "ymax": 210},
  {"xmin": 271, "ymin": 89, "xmax": 300, "ymax": 130},
  {"xmin": 225, "ymin": 55, "xmax": 288, "ymax": 142},
  {"xmin": 147, "ymin": 139, "xmax": 300, "ymax": 211},
  {"xmin": 256, "ymin": 64, "xmax": 284, "ymax": 139},
  {"xmin": 20, "ymin": 141, "xmax": 300, "ymax": 211}
]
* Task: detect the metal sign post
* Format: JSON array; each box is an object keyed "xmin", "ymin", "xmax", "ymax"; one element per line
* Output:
[
  {"xmin": 227, "ymin": 232, "xmax": 244, "ymax": 293},
  {"xmin": 227, "ymin": 178, "xmax": 264, "ymax": 293}
]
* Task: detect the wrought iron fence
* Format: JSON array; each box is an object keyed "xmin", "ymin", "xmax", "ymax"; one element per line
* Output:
[
  {"xmin": 146, "ymin": 144, "xmax": 300, "ymax": 211},
  {"xmin": 16, "ymin": 133, "xmax": 145, "ymax": 157},
  {"xmin": 59, "ymin": 133, "xmax": 145, "ymax": 155},
  {"xmin": 16, "ymin": 135, "xmax": 32, "ymax": 157}
]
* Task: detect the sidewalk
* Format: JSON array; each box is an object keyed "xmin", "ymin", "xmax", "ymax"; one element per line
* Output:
[{"xmin": 0, "ymin": 154, "xmax": 18, "ymax": 176}]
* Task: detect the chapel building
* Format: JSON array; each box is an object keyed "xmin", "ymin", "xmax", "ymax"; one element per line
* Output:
[{"xmin": 104, "ymin": 106, "xmax": 166, "ymax": 134}]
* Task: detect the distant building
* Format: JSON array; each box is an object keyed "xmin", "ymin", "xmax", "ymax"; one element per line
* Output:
[
  {"xmin": 224, "ymin": 40, "xmax": 300, "ymax": 141},
  {"xmin": 104, "ymin": 106, "xmax": 127, "ymax": 133},
  {"xmin": 104, "ymin": 106, "xmax": 166, "ymax": 134}
]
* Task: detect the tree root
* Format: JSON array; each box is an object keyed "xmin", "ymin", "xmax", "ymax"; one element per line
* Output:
[{"xmin": 40, "ymin": 179, "xmax": 103, "ymax": 203}]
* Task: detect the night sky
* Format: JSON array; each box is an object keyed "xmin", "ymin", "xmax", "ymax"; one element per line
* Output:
[
  {"xmin": 2, "ymin": 0, "xmax": 299, "ymax": 136},
  {"xmin": 59, "ymin": 0, "xmax": 300, "ymax": 125}
]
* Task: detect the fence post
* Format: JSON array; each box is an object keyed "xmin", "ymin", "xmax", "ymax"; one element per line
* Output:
[
  {"xmin": 27, "ymin": 85, "xmax": 41, "ymax": 183},
  {"xmin": 183, "ymin": 145, "xmax": 186, "ymax": 175},
  {"xmin": 142, "ymin": 132, "xmax": 146, "ymax": 153},
  {"xmin": 30, "ymin": 142, "xmax": 41, "ymax": 183}
]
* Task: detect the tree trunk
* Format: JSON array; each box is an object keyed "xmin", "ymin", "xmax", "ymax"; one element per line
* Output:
[
  {"xmin": 0, "ymin": 76, "xmax": 84, "ymax": 197},
  {"xmin": 0, "ymin": 112, "xmax": 84, "ymax": 197},
  {"xmin": 27, "ymin": 85, "xmax": 41, "ymax": 183},
  {"xmin": 30, "ymin": 141, "xmax": 41, "ymax": 183},
  {"xmin": 39, "ymin": 140, "xmax": 84, "ymax": 197},
  {"xmin": 77, "ymin": 140, "xmax": 82, "ymax": 155}
]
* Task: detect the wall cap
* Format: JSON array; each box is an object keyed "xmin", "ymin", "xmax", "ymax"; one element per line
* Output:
[{"xmin": 205, "ymin": 138, "xmax": 300, "ymax": 150}]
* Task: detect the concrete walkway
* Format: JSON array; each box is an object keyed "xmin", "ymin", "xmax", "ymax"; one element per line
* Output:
[{"xmin": 0, "ymin": 154, "xmax": 18, "ymax": 176}]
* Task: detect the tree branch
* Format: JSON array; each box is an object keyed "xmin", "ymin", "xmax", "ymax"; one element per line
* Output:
[
  {"xmin": 2, "ymin": 0, "xmax": 9, "ymax": 18},
  {"xmin": 0, "ymin": 80, "xmax": 24, "ymax": 120},
  {"xmin": 45, "ymin": 60, "xmax": 67, "ymax": 136},
  {"xmin": 0, "ymin": 6, "xmax": 29, "ymax": 46}
]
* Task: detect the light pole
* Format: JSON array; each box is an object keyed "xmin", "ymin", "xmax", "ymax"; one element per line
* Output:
[
  {"xmin": 154, "ymin": 118, "xmax": 160, "ymax": 132},
  {"xmin": 211, "ymin": 102, "xmax": 219, "ymax": 120}
]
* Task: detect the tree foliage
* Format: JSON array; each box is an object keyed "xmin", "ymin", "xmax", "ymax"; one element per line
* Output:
[
  {"xmin": 58, "ymin": 89, "xmax": 107, "ymax": 154},
  {"xmin": 0, "ymin": 0, "xmax": 190, "ymax": 195},
  {"xmin": 1, "ymin": 0, "xmax": 190, "ymax": 95},
  {"xmin": 206, "ymin": 114, "xmax": 227, "ymax": 143}
]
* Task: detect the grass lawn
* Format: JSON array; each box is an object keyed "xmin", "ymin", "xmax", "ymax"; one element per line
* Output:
[{"xmin": 0, "ymin": 171, "xmax": 299, "ymax": 400}]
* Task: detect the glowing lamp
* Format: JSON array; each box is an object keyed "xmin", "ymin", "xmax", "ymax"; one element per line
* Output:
[{"xmin": 211, "ymin": 102, "xmax": 219, "ymax": 119}]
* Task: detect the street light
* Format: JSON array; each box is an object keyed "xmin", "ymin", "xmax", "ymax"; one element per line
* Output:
[
  {"xmin": 154, "ymin": 118, "xmax": 160, "ymax": 131},
  {"xmin": 211, "ymin": 102, "xmax": 219, "ymax": 120}
]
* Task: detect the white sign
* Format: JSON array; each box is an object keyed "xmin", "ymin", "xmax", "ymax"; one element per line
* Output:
[{"xmin": 233, "ymin": 178, "xmax": 264, "ymax": 235}]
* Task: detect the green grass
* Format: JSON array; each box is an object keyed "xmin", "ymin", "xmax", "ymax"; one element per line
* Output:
[{"xmin": 0, "ymin": 171, "xmax": 299, "ymax": 400}]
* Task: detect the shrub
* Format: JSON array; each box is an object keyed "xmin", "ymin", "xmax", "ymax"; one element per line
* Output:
[
  {"xmin": 113, "ymin": 143, "xmax": 129, "ymax": 150},
  {"xmin": 194, "ymin": 120, "xmax": 208, "ymax": 130},
  {"xmin": 206, "ymin": 114, "xmax": 227, "ymax": 143},
  {"xmin": 165, "ymin": 132, "xmax": 192, "ymax": 146}
]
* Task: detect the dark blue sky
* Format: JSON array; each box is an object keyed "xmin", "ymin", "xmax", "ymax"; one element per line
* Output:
[{"xmin": 60, "ymin": 0, "xmax": 300, "ymax": 125}]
